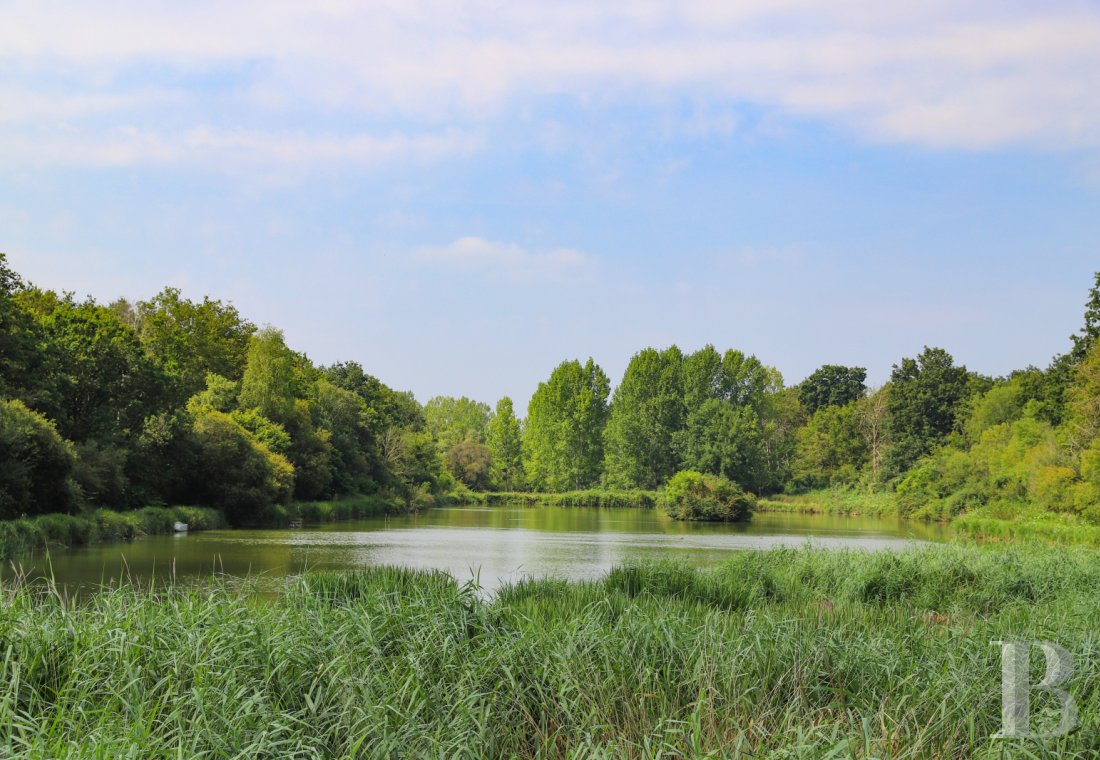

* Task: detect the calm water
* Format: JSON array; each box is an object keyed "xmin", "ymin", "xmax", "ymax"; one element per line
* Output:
[{"xmin": 10, "ymin": 506, "xmax": 951, "ymax": 593}]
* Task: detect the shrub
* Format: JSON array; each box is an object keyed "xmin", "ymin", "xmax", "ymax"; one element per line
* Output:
[
  {"xmin": 191, "ymin": 410, "xmax": 295, "ymax": 525},
  {"xmin": 0, "ymin": 399, "xmax": 78, "ymax": 518},
  {"xmin": 660, "ymin": 470, "xmax": 755, "ymax": 522}
]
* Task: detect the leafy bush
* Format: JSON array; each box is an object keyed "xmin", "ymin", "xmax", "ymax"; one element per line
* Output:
[
  {"xmin": 191, "ymin": 410, "xmax": 294, "ymax": 525},
  {"xmin": 660, "ymin": 470, "xmax": 755, "ymax": 522},
  {"xmin": 0, "ymin": 399, "xmax": 78, "ymax": 518}
]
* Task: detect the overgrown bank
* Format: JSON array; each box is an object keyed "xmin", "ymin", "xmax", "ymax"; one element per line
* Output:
[
  {"xmin": 451, "ymin": 489, "xmax": 658, "ymax": 508},
  {"xmin": 2, "ymin": 544, "xmax": 1098, "ymax": 757},
  {"xmin": 0, "ymin": 496, "xmax": 422, "ymax": 560}
]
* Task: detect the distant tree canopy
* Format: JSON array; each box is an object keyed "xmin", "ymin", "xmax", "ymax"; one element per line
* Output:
[
  {"xmin": 799, "ymin": 365, "xmax": 867, "ymax": 415},
  {"xmin": 603, "ymin": 345, "xmax": 786, "ymax": 493},
  {"xmin": 0, "ymin": 250, "xmax": 1097, "ymax": 528},
  {"xmin": 524, "ymin": 359, "xmax": 609, "ymax": 491},
  {"xmin": 487, "ymin": 397, "xmax": 524, "ymax": 490},
  {"xmin": 886, "ymin": 347, "xmax": 971, "ymax": 475}
]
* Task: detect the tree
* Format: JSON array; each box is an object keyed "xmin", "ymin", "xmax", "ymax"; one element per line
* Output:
[
  {"xmin": 0, "ymin": 399, "xmax": 77, "ymax": 518},
  {"xmin": 1069, "ymin": 271, "xmax": 1100, "ymax": 363},
  {"xmin": 136, "ymin": 287, "xmax": 255, "ymax": 401},
  {"xmin": 423, "ymin": 396, "xmax": 491, "ymax": 452},
  {"xmin": 1066, "ymin": 340, "xmax": 1100, "ymax": 453},
  {"xmin": 524, "ymin": 358, "xmax": 609, "ymax": 491},
  {"xmin": 603, "ymin": 346, "xmax": 685, "ymax": 489},
  {"xmin": 0, "ymin": 253, "xmax": 41, "ymax": 403},
  {"xmin": 857, "ymin": 387, "xmax": 890, "ymax": 481},
  {"xmin": 799, "ymin": 365, "xmax": 867, "ymax": 415},
  {"xmin": 677, "ymin": 399, "xmax": 764, "ymax": 490},
  {"xmin": 31, "ymin": 296, "xmax": 165, "ymax": 444},
  {"xmin": 313, "ymin": 379, "xmax": 377, "ymax": 495},
  {"xmin": 487, "ymin": 397, "xmax": 524, "ymax": 490},
  {"xmin": 445, "ymin": 440, "xmax": 493, "ymax": 490},
  {"xmin": 322, "ymin": 361, "xmax": 424, "ymax": 432},
  {"xmin": 793, "ymin": 403, "xmax": 869, "ymax": 487},
  {"xmin": 190, "ymin": 410, "xmax": 294, "ymax": 525},
  {"xmin": 238, "ymin": 327, "xmax": 299, "ymax": 424},
  {"xmin": 886, "ymin": 347, "xmax": 970, "ymax": 474}
]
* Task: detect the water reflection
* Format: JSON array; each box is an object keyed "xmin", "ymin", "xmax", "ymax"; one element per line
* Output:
[{"xmin": 7, "ymin": 506, "xmax": 951, "ymax": 594}]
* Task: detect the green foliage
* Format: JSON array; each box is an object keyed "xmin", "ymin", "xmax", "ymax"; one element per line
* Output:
[
  {"xmin": 486, "ymin": 397, "xmax": 524, "ymax": 490},
  {"xmin": 136, "ymin": 287, "xmax": 255, "ymax": 401},
  {"xmin": 604, "ymin": 345, "xmax": 787, "ymax": 492},
  {"xmin": 661, "ymin": 470, "xmax": 756, "ymax": 522},
  {"xmin": 0, "ymin": 399, "xmax": 77, "ymax": 518},
  {"xmin": 4, "ymin": 546, "xmax": 1100, "ymax": 754},
  {"xmin": 238, "ymin": 327, "xmax": 300, "ymax": 424},
  {"xmin": 604, "ymin": 346, "xmax": 685, "ymax": 489},
  {"xmin": 1066, "ymin": 340, "xmax": 1100, "ymax": 452},
  {"xmin": 0, "ymin": 253, "xmax": 41, "ymax": 403},
  {"xmin": 190, "ymin": 410, "xmax": 294, "ymax": 524},
  {"xmin": 798, "ymin": 364, "xmax": 867, "ymax": 414},
  {"xmin": 444, "ymin": 440, "xmax": 492, "ymax": 490},
  {"xmin": 677, "ymin": 399, "xmax": 764, "ymax": 489},
  {"xmin": 524, "ymin": 358, "xmax": 609, "ymax": 491},
  {"xmin": 793, "ymin": 402, "xmax": 869, "ymax": 488},
  {"xmin": 31, "ymin": 296, "xmax": 166, "ymax": 443},
  {"xmin": 423, "ymin": 396, "xmax": 490, "ymax": 449},
  {"xmin": 886, "ymin": 346, "xmax": 970, "ymax": 475},
  {"xmin": 454, "ymin": 489, "xmax": 658, "ymax": 508}
]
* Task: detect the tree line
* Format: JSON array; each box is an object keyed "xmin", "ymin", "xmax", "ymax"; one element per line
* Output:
[{"xmin": 2, "ymin": 251, "xmax": 1098, "ymax": 526}]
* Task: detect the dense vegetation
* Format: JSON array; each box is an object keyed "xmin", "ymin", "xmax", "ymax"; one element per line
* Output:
[
  {"xmin": 2, "ymin": 545, "xmax": 1097, "ymax": 756},
  {"xmin": 2, "ymin": 250, "xmax": 1099, "ymax": 539},
  {"xmin": 660, "ymin": 470, "xmax": 755, "ymax": 522}
]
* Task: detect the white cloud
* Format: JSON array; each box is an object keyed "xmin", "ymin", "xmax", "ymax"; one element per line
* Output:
[
  {"xmin": 0, "ymin": 0, "xmax": 1098, "ymax": 162},
  {"xmin": 413, "ymin": 237, "xmax": 592, "ymax": 282},
  {"xmin": 0, "ymin": 126, "xmax": 482, "ymax": 168}
]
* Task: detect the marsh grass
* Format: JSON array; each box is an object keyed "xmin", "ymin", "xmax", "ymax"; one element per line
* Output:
[
  {"xmin": 457, "ymin": 490, "xmax": 659, "ymax": 509},
  {"xmin": 1, "ymin": 545, "xmax": 1098, "ymax": 757},
  {"xmin": 0, "ymin": 506, "xmax": 226, "ymax": 560}
]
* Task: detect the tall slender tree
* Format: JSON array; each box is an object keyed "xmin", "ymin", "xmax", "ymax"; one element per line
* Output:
[{"xmin": 524, "ymin": 359, "xmax": 609, "ymax": 491}]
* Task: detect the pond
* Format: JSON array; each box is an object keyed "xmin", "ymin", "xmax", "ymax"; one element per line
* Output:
[{"xmin": 10, "ymin": 506, "xmax": 952, "ymax": 594}]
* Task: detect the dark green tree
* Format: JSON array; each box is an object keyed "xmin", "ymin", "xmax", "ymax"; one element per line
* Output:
[
  {"xmin": 0, "ymin": 399, "xmax": 77, "ymax": 518},
  {"xmin": 30, "ymin": 296, "xmax": 165, "ymax": 444},
  {"xmin": 136, "ymin": 287, "xmax": 255, "ymax": 401},
  {"xmin": 886, "ymin": 347, "xmax": 970, "ymax": 474},
  {"xmin": 798, "ymin": 365, "xmax": 867, "ymax": 414}
]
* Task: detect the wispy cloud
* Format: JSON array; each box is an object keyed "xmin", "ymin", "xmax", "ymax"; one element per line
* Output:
[
  {"xmin": 1, "ymin": 0, "xmax": 1097, "ymax": 162},
  {"xmin": 0, "ymin": 126, "xmax": 482, "ymax": 168},
  {"xmin": 413, "ymin": 237, "xmax": 592, "ymax": 282}
]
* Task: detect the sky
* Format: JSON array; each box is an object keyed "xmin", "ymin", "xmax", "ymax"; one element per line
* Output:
[{"xmin": 2, "ymin": 0, "xmax": 1099, "ymax": 407}]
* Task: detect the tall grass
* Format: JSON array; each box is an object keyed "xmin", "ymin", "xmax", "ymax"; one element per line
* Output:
[
  {"xmin": 456, "ymin": 489, "xmax": 659, "ymax": 508},
  {"xmin": 1, "ymin": 544, "xmax": 1098, "ymax": 756},
  {"xmin": 254, "ymin": 495, "xmax": 409, "ymax": 527},
  {"xmin": 0, "ymin": 506, "xmax": 226, "ymax": 560},
  {"xmin": 761, "ymin": 487, "xmax": 902, "ymax": 518}
]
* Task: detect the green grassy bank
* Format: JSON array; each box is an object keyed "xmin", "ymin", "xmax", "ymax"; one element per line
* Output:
[
  {"xmin": 0, "ymin": 506, "xmax": 227, "ymax": 561},
  {"xmin": 762, "ymin": 488, "xmax": 1100, "ymax": 547},
  {"xmin": 0, "ymin": 496, "xmax": 418, "ymax": 561},
  {"xmin": 1, "ymin": 544, "xmax": 1098, "ymax": 757},
  {"xmin": 453, "ymin": 489, "xmax": 659, "ymax": 508}
]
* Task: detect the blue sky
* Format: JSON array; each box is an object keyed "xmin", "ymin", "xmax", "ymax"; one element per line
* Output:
[{"xmin": 2, "ymin": 1, "xmax": 1099, "ymax": 407}]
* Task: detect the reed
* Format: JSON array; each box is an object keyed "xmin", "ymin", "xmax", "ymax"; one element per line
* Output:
[{"xmin": 0, "ymin": 544, "xmax": 1097, "ymax": 757}]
